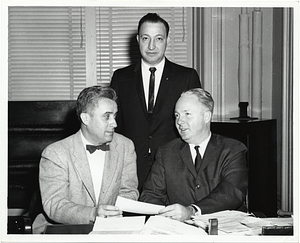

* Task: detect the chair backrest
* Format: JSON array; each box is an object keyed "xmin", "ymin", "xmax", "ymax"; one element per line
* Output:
[
  {"xmin": 28, "ymin": 190, "xmax": 43, "ymax": 223},
  {"xmin": 8, "ymin": 100, "xmax": 80, "ymax": 212}
]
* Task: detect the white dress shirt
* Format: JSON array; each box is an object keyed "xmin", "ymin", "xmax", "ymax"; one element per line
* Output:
[
  {"xmin": 141, "ymin": 58, "xmax": 165, "ymax": 109},
  {"xmin": 80, "ymin": 130, "xmax": 106, "ymax": 204},
  {"xmin": 189, "ymin": 132, "xmax": 212, "ymax": 165}
]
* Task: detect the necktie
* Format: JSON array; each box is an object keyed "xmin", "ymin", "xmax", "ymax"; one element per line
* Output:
[
  {"xmin": 194, "ymin": 145, "xmax": 202, "ymax": 171},
  {"xmin": 148, "ymin": 67, "xmax": 156, "ymax": 113},
  {"xmin": 86, "ymin": 144, "xmax": 110, "ymax": 154}
]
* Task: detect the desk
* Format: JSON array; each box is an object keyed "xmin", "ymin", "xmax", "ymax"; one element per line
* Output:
[
  {"xmin": 43, "ymin": 212, "xmax": 150, "ymax": 234},
  {"xmin": 44, "ymin": 224, "xmax": 93, "ymax": 234},
  {"xmin": 43, "ymin": 216, "xmax": 293, "ymax": 236}
]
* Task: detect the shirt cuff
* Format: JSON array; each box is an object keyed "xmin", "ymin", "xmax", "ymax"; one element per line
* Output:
[{"xmin": 191, "ymin": 204, "xmax": 202, "ymax": 216}]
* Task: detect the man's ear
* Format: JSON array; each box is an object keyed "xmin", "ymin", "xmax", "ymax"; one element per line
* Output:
[
  {"xmin": 204, "ymin": 111, "xmax": 212, "ymax": 124},
  {"xmin": 136, "ymin": 34, "xmax": 140, "ymax": 44},
  {"xmin": 80, "ymin": 113, "xmax": 90, "ymax": 126},
  {"xmin": 166, "ymin": 35, "xmax": 170, "ymax": 45}
]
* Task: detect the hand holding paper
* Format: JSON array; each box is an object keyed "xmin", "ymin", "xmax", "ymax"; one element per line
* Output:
[
  {"xmin": 157, "ymin": 203, "xmax": 193, "ymax": 221},
  {"xmin": 96, "ymin": 204, "xmax": 122, "ymax": 218},
  {"xmin": 115, "ymin": 196, "xmax": 165, "ymax": 215}
]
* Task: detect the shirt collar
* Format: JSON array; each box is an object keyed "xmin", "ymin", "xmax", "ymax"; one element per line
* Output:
[
  {"xmin": 80, "ymin": 130, "xmax": 109, "ymax": 147},
  {"xmin": 80, "ymin": 129, "xmax": 91, "ymax": 147},
  {"xmin": 141, "ymin": 57, "xmax": 165, "ymax": 72},
  {"xmin": 189, "ymin": 132, "xmax": 212, "ymax": 157}
]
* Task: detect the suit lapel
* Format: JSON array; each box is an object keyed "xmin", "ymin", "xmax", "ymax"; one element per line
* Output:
[
  {"xmin": 198, "ymin": 135, "xmax": 217, "ymax": 173},
  {"xmin": 133, "ymin": 62, "xmax": 148, "ymax": 117},
  {"xmin": 98, "ymin": 137, "xmax": 118, "ymax": 204},
  {"xmin": 72, "ymin": 131, "xmax": 96, "ymax": 204},
  {"xmin": 179, "ymin": 141, "xmax": 198, "ymax": 178}
]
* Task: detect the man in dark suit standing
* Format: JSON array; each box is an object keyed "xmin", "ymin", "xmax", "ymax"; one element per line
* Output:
[
  {"xmin": 140, "ymin": 88, "xmax": 248, "ymax": 221},
  {"xmin": 110, "ymin": 13, "xmax": 201, "ymax": 191}
]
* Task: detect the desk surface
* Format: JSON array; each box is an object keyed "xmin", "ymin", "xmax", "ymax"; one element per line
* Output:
[
  {"xmin": 43, "ymin": 217, "xmax": 293, "ymax": 235},
  {"xmin": 44, "ymin": 224, "xmax": 93, "ymax": 234}
]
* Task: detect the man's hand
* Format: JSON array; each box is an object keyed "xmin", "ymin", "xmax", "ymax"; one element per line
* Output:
[
  {"xmin": 96, "ymin": 205, "xmax": 123, "ymax": 218},
  {"xmin": 158, "ymin": 203, "xmax": 193, "ymax": 222}
]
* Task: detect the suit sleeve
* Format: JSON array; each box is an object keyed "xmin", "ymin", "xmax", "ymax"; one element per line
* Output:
[
  {"xmin": 110, "ymin": 70, "xmax": 118, "ymax": 95},
  {"xmin": 196, "ymin": 145, "xmax": 248, "ymax": 214},
  {"xmin": 139, "ymin": 147, "xmax": 168, "ymax": 205},
  {"xmin": 39, "ymin": 147, "xmax": 97, "ymax": 225},
  {"xmin": 188, "ymin": 68, "xmax": 202, "ymax": 89},
  {"xmin": 110, "ymin": 71, "xmax": 123, "ymax": 133},
  {"xmin": 118, "ymin": 139, "xmax": 139, "ymax": 200}
]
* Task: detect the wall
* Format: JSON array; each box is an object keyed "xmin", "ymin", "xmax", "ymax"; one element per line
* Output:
[
  {"xmin": 194, "ymin": 7, "xmax": 294, "ymax": 211},
  {"xmin": 195, "ymin": 7, "xmax": 274, "ymax": 120},
  {"xmin": 195, "ymin": 7, "xmax": 294, "ymax": 212}
]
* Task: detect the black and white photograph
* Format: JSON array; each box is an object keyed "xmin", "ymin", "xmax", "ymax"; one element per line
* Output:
[{"xmin": 1, "ymin": 0, "xmax": 299, "ymax": 242}]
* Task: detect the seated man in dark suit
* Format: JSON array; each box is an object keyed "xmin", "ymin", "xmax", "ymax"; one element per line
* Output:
[{"xmin": 140, "ymin": 88, "xmax": 248, "ymax": 221}]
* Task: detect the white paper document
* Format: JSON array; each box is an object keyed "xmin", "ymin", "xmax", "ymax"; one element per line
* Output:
[
  {"xmin": 91, "ymin": 216, "xmax": 145, "ymax": 234},
  {"xmin": 115, "ymin": 196, "xmax": 165, "ymax": 215},
  {"xmin": 140, "ymin": 215, "xmax": 207, "ymax": 235},
  {"xmin": 192, "ymin": 210, "xmax": 253, "ymax": 235},
  {"xmin": 190, "ymin": 210, "xmax": 292, "ymax": 236}
]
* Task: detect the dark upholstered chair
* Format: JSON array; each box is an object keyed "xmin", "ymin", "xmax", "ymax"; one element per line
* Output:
[{"xmin": 8, "ymin": 101, "xmax": 79, "ymax": 234}]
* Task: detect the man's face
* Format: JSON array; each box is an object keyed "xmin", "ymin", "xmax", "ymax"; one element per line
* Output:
[
  {"xmin": 83, "ymin": 98, "xmax": 118, "ymax": 145},
  {"xmin": 174, "ymin": 94, "xmax": 210, "ymax": 145},
  {"xmin": 137, "ymin": 22, "xmax": 168, "ymax": 66}
]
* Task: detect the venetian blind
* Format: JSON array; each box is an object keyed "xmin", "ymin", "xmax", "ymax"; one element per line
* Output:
[
  {"xmin": 8, "ymin": 7, "xmax": 192, "ymax": 100},
  {"xmin": 8, "ymin": 7, "xmax": 86, "ymax": 101}
]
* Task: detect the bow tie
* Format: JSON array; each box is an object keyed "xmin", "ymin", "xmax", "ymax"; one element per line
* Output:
[{"xmin": 86, "ymin": 144, "xmax": 110, "ymax": 154}]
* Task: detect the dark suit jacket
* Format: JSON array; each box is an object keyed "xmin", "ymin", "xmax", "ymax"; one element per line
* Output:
[
  {"xmin": 140, "ymin": 134, "xmax": 248, "ymax": 214},
  {"xmin": 110, "ymin": 58, "xmax": 201, "ymax": 189}
]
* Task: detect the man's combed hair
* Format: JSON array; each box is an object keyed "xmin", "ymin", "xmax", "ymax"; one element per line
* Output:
[
  {"xmin": 76, "ymin": 86, "xmax": 117, "ymax": 121},
  {"xmin": 138, "ymin": 13, "xmax": 170, "ymax": 36},
  {"xmin": 182, "ymin": 88, "xmax": 214, "ymax": 113}
]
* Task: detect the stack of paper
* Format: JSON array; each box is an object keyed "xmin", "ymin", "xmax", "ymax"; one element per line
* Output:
[
  {"xmin": 90, "ymin": 216, "xmax": 145, "ymax": 234},
  {"xmin": 191, "ymin": 210, "xmax": 277, "ymax": 235},
  {"xmin": 92, "ymin": 197, "xmax": 207, "ymax": 235},
  {"xmin": 140, "ymin": 215, "xmax": 207, "ymax": 235}
]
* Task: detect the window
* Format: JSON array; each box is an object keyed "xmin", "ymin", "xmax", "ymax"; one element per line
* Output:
[
  {"xmin": 8, "ymin": 7, "xmax": 86, "ymax": 100},
  {"xmin": 8, "ymin": 6, "xmax": 192, "ymax": 101}
]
